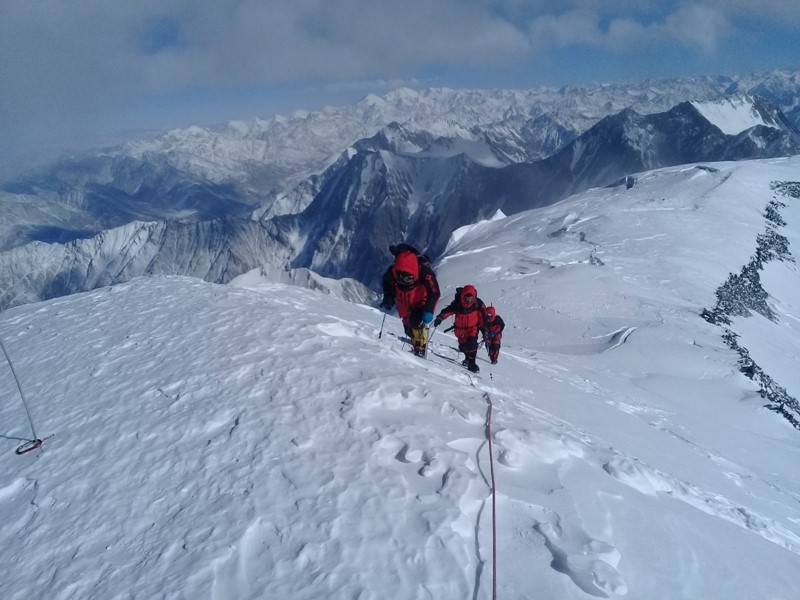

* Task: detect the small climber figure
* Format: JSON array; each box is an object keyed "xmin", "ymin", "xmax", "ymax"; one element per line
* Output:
[
  {"xmin": 434, "ymin": 285, "xmax": 488, "ymax": 373},
  {"xmin": 484, "ymin": 305, "xmax": 505, "ymax": 364}
]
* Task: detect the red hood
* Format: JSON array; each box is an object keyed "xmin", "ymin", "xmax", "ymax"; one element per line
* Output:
[
  {"xmin": 460, "ymin": 285, "xmax": 477, "ymax": 302},
  {"xmin": 393, "ymin": 251, "xmax": 419, "ymax": 279}
]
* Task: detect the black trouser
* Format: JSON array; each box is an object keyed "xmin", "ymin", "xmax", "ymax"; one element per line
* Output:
[
  {"xmin": 403, "ymin": 307, "xmax": 425, "ymax": 336},
  {"xmin": 458, "ymin": 335, "xmax": 479, "ymax": 361}
]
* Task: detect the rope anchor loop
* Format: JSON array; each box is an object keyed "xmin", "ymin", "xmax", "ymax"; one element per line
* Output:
[
  {"xmin": 2, "ymin": 335, "xmax": 46, "ymax": 456},
  {"xmin": 15, "ymin": 439, "xmax": 43, "ymax": 455}
]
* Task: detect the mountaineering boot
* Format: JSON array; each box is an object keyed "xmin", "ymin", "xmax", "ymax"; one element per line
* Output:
[{"xmin": 466, "ymin": 357, "xmax": 480, "ymax": 373}]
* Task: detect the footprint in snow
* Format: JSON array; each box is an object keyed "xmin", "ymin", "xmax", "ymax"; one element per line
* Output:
[
  {"xmin": 497, "ymin": 448, "xmax": 523, "ymax": 468},
  {"xmin": 441, "ymin": 401, "xmax": 484, "ymax": 425},
  {"xmin": 534, "ymin": 516, "xmax": 628, "ymax": 598}
]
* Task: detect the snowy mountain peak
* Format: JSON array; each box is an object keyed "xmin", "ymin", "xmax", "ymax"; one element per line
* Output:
[
  {"xmin": 359, "ymin": 93, "xmax": 387, "ymax": 107},
  {"xmin": 383, "ymin": 86, "xmax": 423, "ymax": 103},
  {"xmin": 690, "ymin": 94, "xmax": 774, "ymax": 135}
]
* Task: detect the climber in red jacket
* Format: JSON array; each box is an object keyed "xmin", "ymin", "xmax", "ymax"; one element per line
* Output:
[
  {"xmin": 434, "ymin": 285, "xmax": 488, "ymax": 373},
  {"xmin": 484, "ymin": 305, "xmax": 506, "ymax": 364},
  {"xmin": 381, "ymin": 244, "xmax": 441, "ymax": 355}
]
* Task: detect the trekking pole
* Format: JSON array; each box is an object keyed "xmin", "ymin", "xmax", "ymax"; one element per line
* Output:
[
  {"xmin": 0, "ymin": 335, "xmax": 43, "ymax": 455},
  {"xmin": 423, "ymin": 325, "xmax": 437, "ymax": 359},
  {"xmin": 378, "ymin": 312, "xmax": 387, "ymax": 339}
]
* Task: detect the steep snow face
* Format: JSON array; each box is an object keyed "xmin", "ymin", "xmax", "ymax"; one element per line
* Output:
[
  {"xmin": 1, "ymin": 157, "xmax": 799, "ymax": 600},
  {"xmin": 691, "ymin": 96, "xmax": 772, "ymax": 134},
  {"xmin": 441, "ymin": 156, "xmax": 800, "ymax": 424}
]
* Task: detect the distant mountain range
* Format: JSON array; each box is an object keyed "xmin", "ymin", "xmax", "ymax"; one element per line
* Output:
[{"xmin": 1, "ymin": 69, "xmax": 799, "ymax": 310}]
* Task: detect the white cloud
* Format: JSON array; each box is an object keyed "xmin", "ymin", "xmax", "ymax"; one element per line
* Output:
[
  {"xmin": 0, "ymin": 0, "xmax": 530, "ymax": 173},
  {"xmin": 527, "ymin": 10, "xmax": 605, "ymax": 49},
  {"xmin": 0, "ymin": 0, "xmax": 796, "ymax": 178},
  {"xmin": 525, "ymin": 4, "xmax": 732, "ymax": 54},
  {"xmin": 706, "ymin": 0, "xmax": 800, "ymax": 26},
  {"xmin": 661, "ymin": 5, "xmax": 731, "ymax": 53}
]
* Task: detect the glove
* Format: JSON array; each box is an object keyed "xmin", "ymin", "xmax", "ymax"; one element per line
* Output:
[
  {"xmin": 433, "ymin": 316, "xmax": 443, "ymax": 327},
  {"xmin": 380, "ymin": 296, "xmax": 395, "ymax": 310},
  {"xmin": 422, "ymin": 311, "xmax": 434, "ymax": 324},
  {"xmin": 489, "ymin": 331, "xmax": 497, "ymax": 338}
]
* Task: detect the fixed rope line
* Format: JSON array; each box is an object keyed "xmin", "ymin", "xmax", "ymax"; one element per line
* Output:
[
  {"xmin": 0, "ymin": 335, "xmax": 43, "ymax": 454},
  {"xmin": 483, "ymin": 391, "xmax": 498, "ymax": 600}
]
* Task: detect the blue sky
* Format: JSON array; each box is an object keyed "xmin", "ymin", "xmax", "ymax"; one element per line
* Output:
[{"xmin": 1, "ymin": 0, "xmax": 798, "ymax": 179}]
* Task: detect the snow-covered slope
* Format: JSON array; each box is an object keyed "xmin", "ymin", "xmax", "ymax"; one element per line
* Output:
[
  {"xmin": 691, "ymin": 96, "xmax": 774, "ymax": 134},
  {"xmin": 2, "ymin": 157, "xmax": 799, "ymax": 599}
]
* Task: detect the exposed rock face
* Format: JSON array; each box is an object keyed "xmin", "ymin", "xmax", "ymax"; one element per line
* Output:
[{"xmin": 702, "ymin": 181, "xmax": 800, "ymax": 428}]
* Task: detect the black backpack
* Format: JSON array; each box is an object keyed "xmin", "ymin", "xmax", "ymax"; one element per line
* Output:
[{"xmin": 390, "ymin": 243, "xmax": 433, "ymax": 271}]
